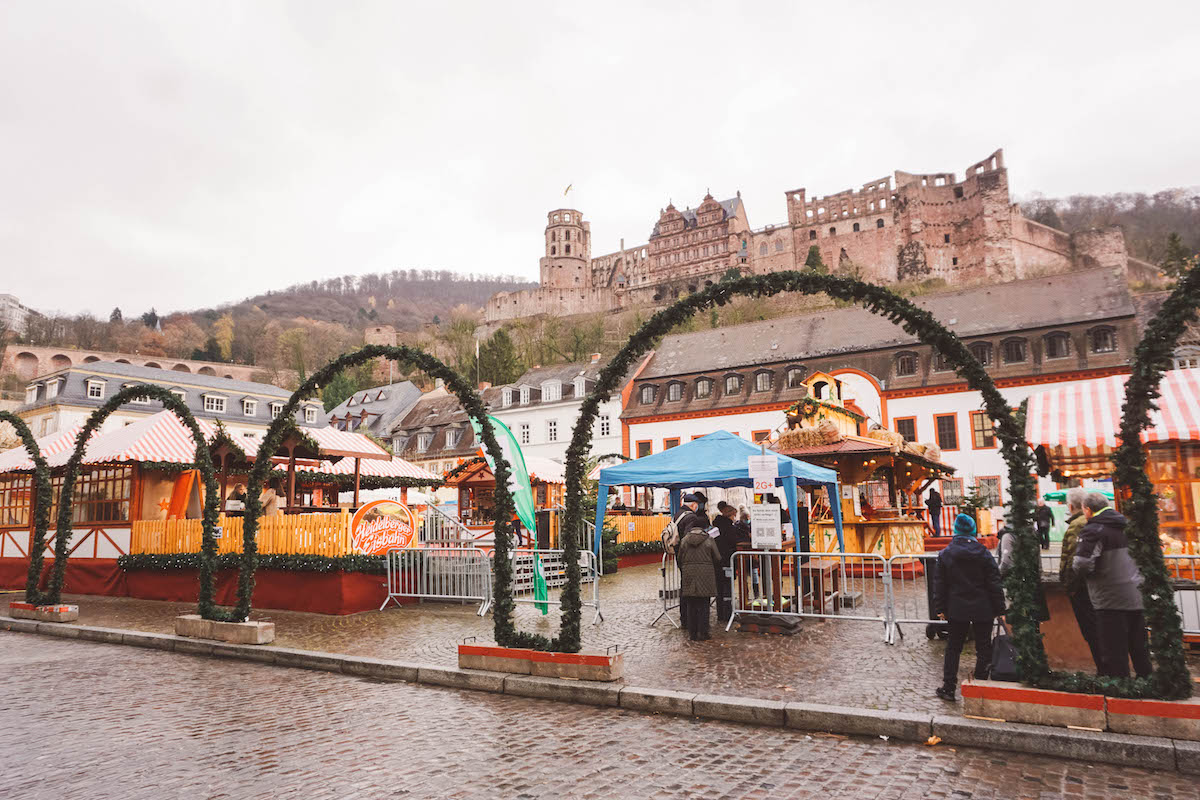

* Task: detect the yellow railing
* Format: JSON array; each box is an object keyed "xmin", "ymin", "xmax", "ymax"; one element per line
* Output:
[
  {"xmin": 608, "ymin": 514, "xmax": 670, "ymax": 544},
  {"xmin": 131, "ymin": 511, "xmax": 353, "ymax": 557}
]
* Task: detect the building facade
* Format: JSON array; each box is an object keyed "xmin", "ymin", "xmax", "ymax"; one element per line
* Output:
[
  {"xmin": 485, "ymin": 149, "xmax": 1159, "ymax": 323},
  {"xmin": 18, "ymin": 361, "xmax": 323, "ymax": 439},
  {"xmin": 1, "ymin": 343, "xmax": 294, "ymax": 386},
  {"xmin": 621, "ymin": 267, "xmax": 1140, "ymax": 511},
  {"xmin": 0, "ymin": 294, "xmax": 37, "ymax": 333},
  {"xmin": 325, "ymin": 379, "xmax": 422, "ymax": 438}
]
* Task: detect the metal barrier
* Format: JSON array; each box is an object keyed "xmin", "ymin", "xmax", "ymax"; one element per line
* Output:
[
  {"xmin": 380, "ymin": 546, "xmax": 492, "ymax": 615},
  {"xmin": 509, "ymin": 547, "xmax": 603, "ymax": 624},
  {"xmin": 886, "ymin": 553, "xmax": 943, "ymax": 643},
  {"xmin": 652, "ymin": 552, "xmax": 681, "ymax": 628},
  {"xmin": 1165, "ymin": 555, "xmax": 1200, "ymax": 638},
  {"xmin": 419, "ymin": 504, "xmax": 476, "ymax": 545},
  {"xmin": 725, "ymin": 551, "xmax": 893, "ymax": 640}
]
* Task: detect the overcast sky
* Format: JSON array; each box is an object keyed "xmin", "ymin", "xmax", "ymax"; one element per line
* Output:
[{"xmin": 2, "ymin": 1, "xmax": 1198, "ymax": 318}]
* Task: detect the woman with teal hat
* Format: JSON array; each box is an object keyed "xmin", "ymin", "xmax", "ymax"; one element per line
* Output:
[{"xmin": 931, "ymin": 513, "xmax": 1006, "ymax": 701}]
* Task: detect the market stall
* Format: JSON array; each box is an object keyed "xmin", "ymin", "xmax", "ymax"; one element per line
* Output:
[
  {"xmin": 772, "ymin": 395, "xmax": 962, "ymax": 557},
  {"xmin": 444, "ymin": 454, "xmax": 566, "ymax": 547}
]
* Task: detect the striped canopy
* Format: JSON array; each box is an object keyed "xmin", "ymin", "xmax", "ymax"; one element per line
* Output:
[
  {"xmin": 285, "ymin": 455, "xmax": 439, "ymax": 482},
  {"xmin": 0, "ymin": 425, "xmax": 82, "ymax": 472},
  {"xmin": 1026, "ymin": 367, "xmax": 1200, "ymax": 477}
]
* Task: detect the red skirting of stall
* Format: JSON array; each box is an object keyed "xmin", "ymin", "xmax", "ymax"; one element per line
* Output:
[{"xmin": 0, "ymin": 558, "xmax": 390, "ymax": 615}]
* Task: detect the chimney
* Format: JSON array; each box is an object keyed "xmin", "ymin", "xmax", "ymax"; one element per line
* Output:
[
  {"xmin": 590, "ymin": 352, "xmax": 601, "ymax": 363},
  {"xmin": 478, "ymin": 382, "xmax": 491, "ymax": 390},
  {"xmin": 435, "ymin": 378, "xmax": 445, "ymax": 390}
]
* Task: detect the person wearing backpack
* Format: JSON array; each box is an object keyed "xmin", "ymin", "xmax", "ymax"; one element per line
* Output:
[
  {"xmin": 677, "ymin": 518, "xmax": 723, "ymax": 641},
  {"xmin": 931, "ymin": 514, "xmax": 1006, "ymax": 701}
]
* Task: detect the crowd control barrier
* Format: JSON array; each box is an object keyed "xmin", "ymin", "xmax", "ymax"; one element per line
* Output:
[
  {"xmin": 509, "ymin": 548, "xmax": 603, "ymax": 624},
  {"xmin": 381, "ymin": 546, "xmax": 492, "ymax": 615},
  {"xmin": 652, "ymin": 553, "xmax": 682, "ymax": 628}
]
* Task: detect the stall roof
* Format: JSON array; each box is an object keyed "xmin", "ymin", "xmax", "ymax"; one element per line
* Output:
[
  {"xmin": 0, "ymin": 425, "xmax": 82, "ymax": 472},
  {"xmin": 773, "ymin": 435, "xmax": 955, "ymax": 474},
  {"xmin": 447, "ymin": 454, "xmax": 566, "ymax": 486},
  {"xmin": 598, "ymin": 430, "xmax": 837, "ymax": 489},
  {"xmin": 289, "ymin": 455, "xmax": 439, "ymax": 482},
  {"xmin": 1027, "ymin": 367, "xmax": 1200, "ymax": 476}
]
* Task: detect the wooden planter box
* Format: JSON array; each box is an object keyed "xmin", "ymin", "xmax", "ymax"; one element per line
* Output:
[
  {"xmin": 9, "ymin": 601, "xmax": 79, "ymax": 623},
  {"xmin": 963, "ymin": 679, "xmax": 1200, "ymax": 741},
  {"xmin": 458, "ymin": 644, "xmax": 623, "ymax": 681}
]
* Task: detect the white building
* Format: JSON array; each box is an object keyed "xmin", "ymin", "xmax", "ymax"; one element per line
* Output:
[{"xmin": 0, "ymin": 294, "xmax": 36, "ymax": 332}]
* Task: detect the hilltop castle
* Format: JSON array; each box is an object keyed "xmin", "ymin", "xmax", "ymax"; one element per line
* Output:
[{"xmin": 485, "ymin": 149, "xmax": 1155, "ymax": 323}]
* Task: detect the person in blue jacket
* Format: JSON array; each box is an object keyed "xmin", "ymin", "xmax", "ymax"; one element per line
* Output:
[{"xmin": 931, "ymin": 513, "xmax": 1006, "ymax": 701}]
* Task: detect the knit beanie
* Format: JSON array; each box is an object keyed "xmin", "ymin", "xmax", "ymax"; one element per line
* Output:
[{"xmin": 953, "ymin": 513, "xmax": 977, "ymax": 537}]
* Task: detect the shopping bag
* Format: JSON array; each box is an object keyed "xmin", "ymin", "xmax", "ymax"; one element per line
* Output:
[{"xmin": 990, "ymin": 620, "xmax": 1019, "ymax": 682}]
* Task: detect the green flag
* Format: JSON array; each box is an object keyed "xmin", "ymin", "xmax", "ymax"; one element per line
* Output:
[{"xmin": 471, "ymin": 415, "xmax": 548, "ymax": 613}]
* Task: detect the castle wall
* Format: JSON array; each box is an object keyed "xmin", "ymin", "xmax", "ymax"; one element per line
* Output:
[
  {"xmin": 1011, "ymin": 216, "xmax": 1075, "ymax": 276},
  {"xmin": 485, "ymin": 287, "xmax": 618, "ymax": 322}
]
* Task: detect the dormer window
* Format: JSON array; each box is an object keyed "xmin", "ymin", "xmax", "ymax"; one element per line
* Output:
[
  {"xmin": 667, "ymin": 382, "xmax": 683, "ymax": 402},
  {"xmin": 895, "ymin": 352, "xmax": 918, "ymax": 377},
  {"xmin": 376, "ymin": 390, "xmax": 387, "ymax": 401},
  {"xmin": 46, "ymin": 380, "xmax": 59, "ymax": 400},
  {"xmin": 754, "ymin": 371, "xmax": 773, "ymax": 392},
  {"xmin": 785, "ymin": 366, "xmax": 807, "ymax": 388},
  {"xmin": 86, "ymin": 379, "xmax": 105, "ymax": 400},
  {"xmin": 24, "ymin": 385, "xmax": 37, "ymax": 404},
  {"xmin": 1002, "ymin": 338, "xmax": 1027, "ymax": 364},
  {"xmin": 1044, "ymin": 332, "xmax": 1071, "ymax": 360},
  {"xmin": 1090, "ymin": 326, "xmax": 1117, "ymax": 354},
  {"xmin": 270, "ymin": 402, "xmax": 283, "ymax": 419},
  {"xmin": 502, "ymin": 389, "xmax": 513, "ymax": 407},
  {"xmin": 724, "ymin": 374, "xmax": 742, "ymax": 395},
  {"xmin": 347, "ymin": 396, "xmax": 357, "ymax": 407},
  {"xmin": 573, "ymin": 377, "xmax": 586, "ymax": 397},
  {"xmin": 542, "ymin": 382, "xmax": 561, "ymax": 402},
  {"xmin": 124, "ymin": 384, "xmax": 151, "ymax": 405},
  {"xmin": 304, "ymin": 406, "xmax": 318, "ymax": 424},
  {"xmin": 520, "ymin": 387, "xmax": 530, "ymax": 405},
  {"xmin": 242, "ymin": 399, "xmax": 257, "ymax": 416},
  {"xmin": 640, "ymin": 385, "xmax": 657, "ymax": 404},
  {"xmin": 695, "ymin": 378, "xmax": 712, "ymax": 399},
  {"xmin": 417, "ymin": 432, "xmax": 433, "ymax": 452},
  {"xmin": 170, "ymin": 389, "xmax": 186, "ymax": 402},
  {"xmin": 969, "ymin": 342, "xmax": 993, "ymax": 367},
  {"xmin": 446, "ymin": 429, "xmax": 461, "ymax": 448},
  {"xmin": 203, "ymin": 395, "xmax": 227, "ymax": 414}
]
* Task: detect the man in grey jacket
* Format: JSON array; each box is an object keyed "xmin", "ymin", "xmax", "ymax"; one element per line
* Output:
[{"xmin": 1072, "ymin": 492, "xmax": 1152, "ymax": 679}]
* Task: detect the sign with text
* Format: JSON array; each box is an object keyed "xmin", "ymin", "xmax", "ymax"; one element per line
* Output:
[
  {"xmin": 747, "ymin": 455, "xmax": 778, "ymax": 493},
  {"xmin": 750, "ymin": 503, "xmax": 783, "ymax": 550},
  {"xmin": 351, "ymin": 500, "xmax": 418, "ymax": 555}
]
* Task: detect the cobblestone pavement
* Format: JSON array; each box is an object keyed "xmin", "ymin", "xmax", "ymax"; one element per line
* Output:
[
  {"xmin": 3, "ymin": 633, "xmax": 1196, "ymax": 800},
  {"xmin": 41, "ymin": 563, "xmax": 1198, "ymax": 715}
]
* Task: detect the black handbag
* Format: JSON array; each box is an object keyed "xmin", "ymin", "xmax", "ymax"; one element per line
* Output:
[{"xmin": 990, "ymin": 619, "xmax": 1019, "ymax": 682}]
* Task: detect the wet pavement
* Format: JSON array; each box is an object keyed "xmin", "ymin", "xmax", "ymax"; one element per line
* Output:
[
  {"xmin": 3, "ymin": 633, "xmax": 1196, "ymax": 800},
  {"xmin": 28, "ymin": 562, "xmax": 1197, "ymax": 715}
]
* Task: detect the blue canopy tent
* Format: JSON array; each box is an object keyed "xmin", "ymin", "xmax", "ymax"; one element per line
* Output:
[{"xmin": 593, "ymin": 431, "xmax": 844, "ymax": 556}]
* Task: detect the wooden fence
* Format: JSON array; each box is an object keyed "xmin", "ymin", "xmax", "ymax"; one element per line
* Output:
[
  {"xmin": 607, "ymin": 514, "xmax": 670, "ymax": 545},
  {"xmin": 131, "ymin": 511, "xmax": 353, "ymax": 557}
]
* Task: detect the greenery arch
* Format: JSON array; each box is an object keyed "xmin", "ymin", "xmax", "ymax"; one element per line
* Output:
[
  {"xmin": 562, "ymin": 271, "xmax": 1041, "ymax": 658},
  {"xmin": 44, "ymin": 385, "xmax": 221, "ymax": 609},
  {"xmin": 0, "ymin": 411, "xmax": 54, "ymax": 605},
  {"xmin": 232, "ymin": 345, "xmax": 556, "ymax": 649}
]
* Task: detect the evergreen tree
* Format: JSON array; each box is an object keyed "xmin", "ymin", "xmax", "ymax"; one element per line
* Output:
[
  {"xmin": 109, "ymin": 307, "xmax": 123, "ymax": 323},
  {"xmin": 139, "ymin": 308, "xmax": 159, "ymax": 329},
  {"xmin": 1162, "ymin": 232, "xmax": 1193, "ymax": 278},
  {"xmin": 805, "ymin": 245, "xmax": 827, "ymax": 273},
  {"xmin": 321, "ymin": 371, "xmax": 360, "ymax": 411},
  {"xmin": 470, "ymin": 329, "xmax": 525, "ymax": 386}
]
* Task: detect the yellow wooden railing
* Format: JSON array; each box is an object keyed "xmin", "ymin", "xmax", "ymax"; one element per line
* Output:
[
  {"xmin": 608, "ymin": 514, "xmax": 670, "ymax": 545},
  {"xmin": 131, "ymin": 511, "xmax": 353, "ymax": 557}
]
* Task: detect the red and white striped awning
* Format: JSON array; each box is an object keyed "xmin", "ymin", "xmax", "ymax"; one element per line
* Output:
[
  {"xmin": 0, "ymin": 425, "xmax": 82, "ymax": 472},
  {"xmin": 1026, "ymin": 367, "xmax": 1200, "ymax": 476},
  {"xmin": 283, "ymin": 456, "xmax": 439, "ymax": 482},
  {"xmin": 305, "ymin": 426, "xmax": 390, "ymax": 461}
]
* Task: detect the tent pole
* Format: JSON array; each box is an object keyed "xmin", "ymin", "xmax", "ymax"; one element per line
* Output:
[{"xmin": 353, "ymin": 457, "xmax": 361, "ymax": 507}]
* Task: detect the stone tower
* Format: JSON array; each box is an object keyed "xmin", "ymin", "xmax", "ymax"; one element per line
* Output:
[{"xmin": 539, "ymin": 209, "xmax": 591, "ymax": 289}]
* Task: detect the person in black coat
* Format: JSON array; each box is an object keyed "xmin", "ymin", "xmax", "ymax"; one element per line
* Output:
[
  {"xmin": 926, "ymin": 488, "xmax": 943, "ymax": 537},
  {"xmin": 712, "ymin": 502, "xmax": 740, "ymax": 622},
  {"xmin": 931, "ymin": 513, "xmax": 1006, "ymax": 701},
  {"xmin": 1035, "ymin": 498, "xmax": 1053, "ymax": 550}
]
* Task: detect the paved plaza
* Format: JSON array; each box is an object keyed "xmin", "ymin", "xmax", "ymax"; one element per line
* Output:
[
  {"xmin": 3, "ymin": 633, "xmax": 1196, "ymax": 800},
  {"xmin": 25, "ymin": 562, "xmax": 1199, "ymax": 716}
]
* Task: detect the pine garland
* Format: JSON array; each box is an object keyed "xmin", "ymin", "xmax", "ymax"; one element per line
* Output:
[
  {"xmin": 117, "ymin": 552, "xmax": 387, "ymax": 574},
  {"xmin": 562, "ymin": 270, "xmax": 1041, "ymax": 668},
  {"xmin": 442, "ymin": 456, "xmax": 486, "ymax": 482},
  {"xmin": 787, "ymin": 396, "xmax": 866, "ymax": 424},
  {"xmin": 45, "ymin": 385, "xmax": 222, "ymax": 611},
  {"xmin": 0, "ymin": 412, "xmax": 54, "ymax": 605}
]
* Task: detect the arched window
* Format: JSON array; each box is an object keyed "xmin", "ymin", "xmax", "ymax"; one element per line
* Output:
[
  {"xmin": 550, "ymin": 231, "xmax": 557, "ymax": 241},
  {"xmin": 852, "ymin": 222, "xmax": 860, "ymax": 233},
  {"xmin": 774, "ymin": 240, "xmax": 784, "ymax": 252},
  {"xmin": 667, "ymin": 382, "xmax": 683, "ymax": 402},
  {"xmin": 754, "ymin": 371, "xmax": 773, "ymax": 392},
  {"xmin": 785, "ymin": 366, "xmax": 808, "ymax": 388},
  {"xmin": 550, "ymin": 246, "xmax": 556, "ymax": 255},
  {"xmin": 695, "ymin": 378, "xmax": 713, "ymax": 399},
  {"xmin": 895, "ymin": 352, "xmax": 918, "ymax": 377},
  {"xmin": 809, "ymin": 230, "xmax": 817, "ymax": 240},
  {"xmin": 1001, "ymin": 338, "xmax": 1027, "ymax": 364},
  {"xmin": 564, "ymin": 230, "xmax": 570, "ymax": 241},
  {"xmin": 759, "ymin": 243, "xmax": 768, "ymax": 255},
  {"xmin": 1044, "ymin": 332, "xmax": 1071, "ymax": 360},
  {"xmin": 932, "ymin": 351, "xmax": 952, "ymax": 372},
  {"xmin": 640, "ymin": 385, "xmax": 656, "ymax": 404},
  {"xmin": 811, "ymin": 380, "xmax": 828, "ymax": 399},
  {"xmin": 724, "ymin": 374, "xmax": 742, "ymax": 395},
  {"xmin": 1090, "ymin": 326, "xmax": 1117, "ymax": 354},
  {"xmin": 876, "ymin": 219, "xmax": 884, "ymax": 228},
  {"xmin": 969, "ymin": 342, "xmax": 993, "ymax": 367}
]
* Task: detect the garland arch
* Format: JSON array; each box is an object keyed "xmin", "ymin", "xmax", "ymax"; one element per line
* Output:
[
  {"xmin": 0, "ymin": 411, "xmax": 54, "ymax": 605},
  {"xmin": 562, "ymin": 271, "xmax": 1043, "ymax": 663},
  {"xmin": 232, "ymin": 345, "xmax": 560, "ymax": 649},
  {"xmin": 45, "ymin": 385, "xmax": 222, "ymax": 609}
]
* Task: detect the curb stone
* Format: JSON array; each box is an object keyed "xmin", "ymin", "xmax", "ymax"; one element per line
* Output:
[{"xmin": 0, "ymin": 616, "xmax": 1190, "ymax": 772}]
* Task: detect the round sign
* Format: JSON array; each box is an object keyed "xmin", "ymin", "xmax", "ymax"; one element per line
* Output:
[{"xmin": 351, "ymin": 500, "xmax": 418, "ymax": 555}]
